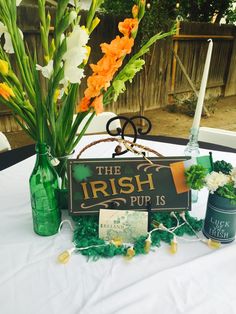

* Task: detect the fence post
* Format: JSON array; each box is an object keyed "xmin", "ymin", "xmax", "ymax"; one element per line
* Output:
[
  {"xmin": 224, "ymin": 29, "xmax": 236, "ymax": 97},
  {"xmin": 169, "ymin": 20, "xmax": 180, "ymax": 103}
]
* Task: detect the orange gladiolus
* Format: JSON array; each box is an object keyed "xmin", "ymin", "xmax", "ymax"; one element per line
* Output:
[
  {"xmin": 0, "ymin": 82, "xmax": 14, "ymax": 100},
  {"xmin": 118, "ymin": 18, "xmax": 138, "ymax": 37},
  {"xmin": 90, "ymin": 55, "xmax": 123, "ymax": 79},
  {"xmin": 91, "ymin": 95, "xmax": 103, "ymax": 115},
  {"xmin": 77, "ymin": 96, "xmax": 90, "ymax": 113},
  {"xmin": 85, "ymin": 75, "xmax": 110, "ymax": 99},
  {"xmin": 101, "ymin": 36, "xmax": 134, "ymax": 58},
  {"xmin": 82, "ymin": 17, "xmax": 138, "ymax": 105}
]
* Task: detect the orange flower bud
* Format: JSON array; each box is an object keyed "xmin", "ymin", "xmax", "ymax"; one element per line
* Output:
[
  {"xmin": 132, "ymin": 5, "xmax": 139, "ymax": 18},
  {"xmin": 118, "ymin": 18, "xmax": 138, "ymax": 37},
  {"xmin": 0, "ymin": 82, "xmax": 14, "ymax": 100}
]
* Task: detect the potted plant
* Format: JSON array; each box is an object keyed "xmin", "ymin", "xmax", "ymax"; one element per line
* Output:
[{"xmin": 185, "ymin": 160, "xmax": 236, "ymax": 243}]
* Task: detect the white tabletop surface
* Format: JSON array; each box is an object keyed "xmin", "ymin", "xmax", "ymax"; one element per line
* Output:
[{"xmin": 0, "ymin": 135, "xmax": 236, "ymax": 314}]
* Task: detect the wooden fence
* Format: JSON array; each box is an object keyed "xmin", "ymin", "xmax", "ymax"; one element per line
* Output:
[
  {"xmin": 171, "ymin": 22, "xmax": 236, "ymax": 99},
  {"xmin": 0, "ymin": 5, "xmax": 235, "ymax": 132}
]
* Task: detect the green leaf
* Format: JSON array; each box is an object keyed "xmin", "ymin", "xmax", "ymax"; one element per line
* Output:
[{"xmin": 104, "ymin": 28, "xmax": 175, "ymax": 104}]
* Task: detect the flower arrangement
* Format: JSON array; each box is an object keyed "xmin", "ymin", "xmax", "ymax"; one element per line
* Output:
[
  {"xmin": 0, "ymin": 0, "xmax": 174, "ymax": 185},
  {"xmin": 185, "ymin": 160, "xmax": 236, "ymax": 202}
]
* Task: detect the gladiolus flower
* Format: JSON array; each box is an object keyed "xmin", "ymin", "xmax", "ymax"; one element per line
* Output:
[
  {"xmin": 68, "ymin": 0, "xmax": 78, "ymax": 6},
  {"xmin": 0, "ymin": 60, "xmax": 9, "ymax": 76},
  {"xmin": 0, "ymin": 83, "xmax": 15, "ymax": 100},
  {"xmin": 36, "ymin": 60, "xmax": 54, "ymax": 79},
  {"xmin": 85, "ymin": 75, "xmax": 110, "ymax": 98},
  {"xmin": 90, "ymin": 55, "xmax": 123, "ymax": 80},
  {"xmin": 118, "ymin": 18, "xmax": 138, "ymax": 37},
  {"xmin": 0, "ymin": 22, "xmax": 23, "ymax": 54},
  {"xmin": 132, "ymin": 5, "xmax": 139, "ymax": 18},
  {"xmin": 77, "ymin": 96, "xmax": 90, "ymax": 113},
  {"xmin": 78, "ymin": 96, "xmax": 90, "ymax": 112},
  {"xmin": 64, "ymin": 65, "xmax": 85, "ymax": 84},
  {"xmin": 62, "ymin": 25, "xmax": 89, "ymax": 84},
  {"xmin": 91, "ymin": 95, "xmax": 103, "ymax": 115},
  {"xmin": 101, "ymin": 36, "xmax": 134, "ymax": 59},
  {"xmin": 82, "ymin": 17, "xmax": 136, "ymax": 106},
  {"xmin": 66, "ymin": 25, "xmax": 89, "ymax": 50}
]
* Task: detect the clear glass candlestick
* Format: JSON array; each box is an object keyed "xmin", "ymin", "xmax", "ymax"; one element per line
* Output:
[{"xmin": 185, "ymin": 128, "xmax": 200, "ymax": 203}]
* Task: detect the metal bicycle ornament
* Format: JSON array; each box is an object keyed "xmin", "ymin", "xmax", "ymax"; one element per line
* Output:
[{"xmin": 106, "ymin": 115, "xmax": 152, "ymax": 158}]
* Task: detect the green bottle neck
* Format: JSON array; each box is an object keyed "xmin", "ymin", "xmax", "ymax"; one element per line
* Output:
[
  {"xmin": 35, "ymin": 143, "xmax": 51, "ymax": 166},
  {"xmin": 35, "ymin": 142, "xmax": 48, "ymax": 155}
]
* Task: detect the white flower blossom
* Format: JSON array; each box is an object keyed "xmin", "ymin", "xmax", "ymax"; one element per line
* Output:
[
  {"xmin": 0, "ymin": 22, "xmax": 23, "ymax": 54},
  {"xmin": 231, "ymin": 167, "xmax": 236, "ymax": 188},
  {"xmin": 205, "ymin": 171, "xmax": 230, "ymax": 193},
  {"xmin": 64, "ymin": 64, "xmax": 85, "ymax": 84},
  {"xmin": 62, "ymin": 25, "xmax": 89, "ymax": 84},
  {"xmin": 66, "ymin": 25, "xmax": 89, "ymax": 50},
  {"xmin": 68, "ymin": 0, "xmax": 79, "ymax": 6},
  {"xmin": 36, "ymin": 60, "xmax": 54, "ymax": 79},
  {"xmin": 63, "ymin": 46, "xmax": 87, "ymax": 68}
]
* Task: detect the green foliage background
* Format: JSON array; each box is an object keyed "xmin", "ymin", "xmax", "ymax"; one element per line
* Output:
[
  {"xmin": 101, "ymin": 0, "xmax": 177, "ymax": 44},
  {"xmin": 177, "ymin": 0, "xmax": 234, "ymax": 23},
  {"xmin": 101, "ymin": 0, "xmax": 235, "ymax": 26}
]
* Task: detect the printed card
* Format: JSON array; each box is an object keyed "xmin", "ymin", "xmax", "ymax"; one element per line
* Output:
[{"xmin": 99, "ymin": 209, "xmax": 148, "ymax": 243}]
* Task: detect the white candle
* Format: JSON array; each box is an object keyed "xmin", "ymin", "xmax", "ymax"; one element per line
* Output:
[{"xmin": 192, "ymin": 39, "xmax": 213, "ymax": 131}]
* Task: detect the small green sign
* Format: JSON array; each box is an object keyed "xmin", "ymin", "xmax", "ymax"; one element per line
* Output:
[{"xmin": 68, "ymin": 157, "xmax": 191, "ymax": 215}]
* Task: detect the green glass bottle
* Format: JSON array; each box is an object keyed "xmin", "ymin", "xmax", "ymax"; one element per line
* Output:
[{"xmin": 29, "ymin": 143, "xmax": 61, "ymax": 236}]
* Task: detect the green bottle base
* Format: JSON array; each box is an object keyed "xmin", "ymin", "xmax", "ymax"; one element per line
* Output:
[{"xmin": 32, "ymin": 209, "xmax": 61, "ymax": 236}]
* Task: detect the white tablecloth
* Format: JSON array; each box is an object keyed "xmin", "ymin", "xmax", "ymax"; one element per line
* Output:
[{"xmin": 0, "ymin": 135, "xmax": 236, "ymax": 314}]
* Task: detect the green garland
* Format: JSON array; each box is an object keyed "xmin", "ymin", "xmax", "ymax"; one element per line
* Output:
[{"xmin": 71, "ymin": 211, "xmax": 203, "ymax": 260}]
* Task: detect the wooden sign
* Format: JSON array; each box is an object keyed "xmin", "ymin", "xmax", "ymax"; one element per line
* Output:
[{"xmin": 68, "ymin": 157, "xmax": 191, "ymax": 215}]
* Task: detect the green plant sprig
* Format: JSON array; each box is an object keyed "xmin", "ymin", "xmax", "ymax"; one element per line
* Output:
[
  {"xmin": 0, "ymin": 0, "xmax": 36, "ymax": 106},
  {"xmin": 213, "ymin": 160, "xmax": 233, "ymax": 175},
  {"xmin": 103, "ymin": 27, "xmax": 176, "ymax": 105},
  {"xmin": 217, "ymin": 183, "xmax": 236, "ymax": 202},
  {"xmin": 185, "ymin": 164, "xmax": 208, "ymax": 190}
]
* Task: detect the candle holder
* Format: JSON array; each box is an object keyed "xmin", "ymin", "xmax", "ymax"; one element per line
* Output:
[
  {"xmin": 184, "ymin": 127, "xmax": 200, "ymax": 203},
  {"xmin": 184, "ymin": 127, "xmax": 200, "ymax": 157}
]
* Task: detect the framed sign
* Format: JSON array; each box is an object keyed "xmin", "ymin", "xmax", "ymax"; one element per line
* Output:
[{"xmin": 68, "ymin": 157, "xmax": 191, "ymax": 215}]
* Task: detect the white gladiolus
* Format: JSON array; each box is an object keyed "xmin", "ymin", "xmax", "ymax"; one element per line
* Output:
[
  {"xmin": 205, "ymin": 171, "xmax": 230, "ymax": 193},
  {"xmin": 36, "ymin": 60, "xmax": 54, "ymax": 79},
  {"xmin": 64, "ymin": 65, "xmax": 85, "ymax": 84},
  {"xmin": 62, "ymin": 25, "xmax": 89, "ymax": 84},
  {"xmin": 69, "ymin": 0, "xmax": 79, "ymax": 6},
  {"xmin": 0, "ymin": 22, "xmax": 23, "ymax": 54},
  {"xmin": 66, "ymin": 25, "xmax": 89, "ymax": 50},
  {"xmin": 63, "ymin": 46, "xmax": 87, "ymax": 68}
]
